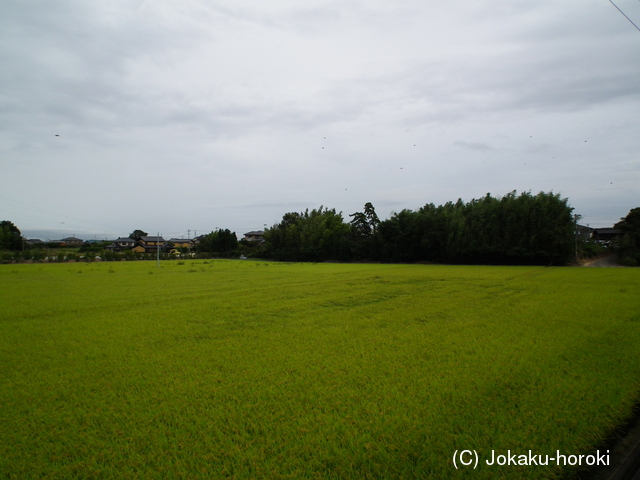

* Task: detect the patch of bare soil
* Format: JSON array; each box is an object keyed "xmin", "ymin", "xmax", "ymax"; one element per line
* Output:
[{"xmin": 581, "ymin": 254, "xmax": 621, "ymax": 268}]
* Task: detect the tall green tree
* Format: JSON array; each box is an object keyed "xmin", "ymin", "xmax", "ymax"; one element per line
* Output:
[
  {"xmin": 378, "ymin": 209, "xmax": 423, "ymax": 262},
  {"xmin": 349, "ymin": 212, "xmax": 371, "ymax": 237},
  {"xmin": 266, "ymin": 206, "xmax": 351, "ymax": 261},
  {"xmin": 198, "ymin": 229, "xmax": 238, "ymax": 256},
  {"xmin": 363, "ymin": 202, "xmax": 380, "ymax": 234},
  {"xmin": 348, "ymin": 203, "xmax": 381, "ymax": 260},
  {"xmin": 350, "ymin": 203, "xmax": 380, "ymax": 237},
  {"xmin": 0, "ymin": 221, "xmax": 23, "ymax": 251}
]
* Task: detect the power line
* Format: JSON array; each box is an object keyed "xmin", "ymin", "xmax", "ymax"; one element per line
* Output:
[
  {"xmin": 609, "ymin": 0, "xmax": 640, "ymax": 32},
  {"xmin": 0, "ymin": 194, "xmax": 119, "ymax": 231},
  {"xmin": 0, "ymin": 207, "xmax": 56, "ymax": 225}
]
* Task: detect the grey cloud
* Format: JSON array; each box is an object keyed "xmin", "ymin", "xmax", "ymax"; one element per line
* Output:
[{"xmin": 2, "ymin": 0, "xmax": 638, "ymax": 237}]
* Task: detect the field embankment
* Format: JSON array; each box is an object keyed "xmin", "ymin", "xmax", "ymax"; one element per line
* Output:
[{"xmin": 1, "ymin": 261, "xmax": 639, "ymax": 479}]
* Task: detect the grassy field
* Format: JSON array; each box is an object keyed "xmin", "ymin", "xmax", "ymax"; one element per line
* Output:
[{"xmin": 1, "ymin": 260, "xmax": 639, "ymax": 479}]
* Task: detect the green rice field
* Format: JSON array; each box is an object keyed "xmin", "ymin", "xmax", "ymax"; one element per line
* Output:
[{"xmin": 1, "ymin": 260, "xmax": 639, "ymax": 479}]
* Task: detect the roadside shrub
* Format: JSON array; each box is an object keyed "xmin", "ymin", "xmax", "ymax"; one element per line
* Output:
[
  {"xmin": 31, "ymin": 251, "xmax": 45, "ymax": 263},
  {"xmin": 618, "ymin": 255, "xmax": 638, "ymax": 267}
]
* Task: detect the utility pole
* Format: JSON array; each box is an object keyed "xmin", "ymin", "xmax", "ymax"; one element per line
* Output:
[
  {"xmin": 157, "ymin": 231, "xmax": 160, "ymax": 268},
  {"xmin": 574, "ymin": 214, "xmax": 579, "ymax": 263}
]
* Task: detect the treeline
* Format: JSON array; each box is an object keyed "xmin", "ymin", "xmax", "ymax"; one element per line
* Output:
[
  {"xmin": 197, "ymin": 229, "xmax": 239, "ymax": 257},
  {"xmin": 265, "ymin": 191, "xmax": 576, "ymax": 265}
]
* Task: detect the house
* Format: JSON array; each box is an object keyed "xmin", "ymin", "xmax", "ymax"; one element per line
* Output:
[
  {"xmin": 60, "ymin": 236, "xmax": 83, "ymax": 245},
  {"xmin": 591, "ymin": 228, "xmax": 622, "ymax": 245},
  {"xmin": 243, "ymin": 230, "xmax": 265, "ymax": 242},
  {"xmin": 576, "ymin": 225, "xmax": 593, "ymax": 242},
  {"xmin": 138, "ymin": 236, "xmax": 165, "ymax": 246},
  {"xmin": 106, "ymin": 237, "xmax": 137, "ymax": 251},
  {"xmin": 132, "ymin": 244, "xmax": 167, "ymax": 254},
  {"xmin": 169, "ymin": 238, "xmax": 194, "ymax": 249},
  {"xmin": 192, "ymin": 235, "xmax": 205, "ymax": 246},
  {"xmin": 168, "ymin": 238, "xmax": 194, "ymax": 255},
  {"xmin": 132, "ymin": 236, "xmax": 167, "ymax": 254},
  {"xmin": 113, "ymin": 237, "xmax": 137, "ymax": 248},
  {"xmin": 27, "ymin": 239, "xmax": 44, "ymax": 245}
]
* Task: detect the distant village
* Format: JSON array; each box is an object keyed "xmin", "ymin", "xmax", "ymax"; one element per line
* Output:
[{"xmin": 25, "ymin": 231, "xmax": 265, "ymax": 254}]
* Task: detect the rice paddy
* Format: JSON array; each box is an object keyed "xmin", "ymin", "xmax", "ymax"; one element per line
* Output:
[{"xmin": 1, "ymin": 260, "xmax": 639, "ymax": 479}]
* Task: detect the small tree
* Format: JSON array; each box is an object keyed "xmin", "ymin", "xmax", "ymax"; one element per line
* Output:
[{"xmin": 0, "ymin": 221, "xmax": 23, "ymax": 251}]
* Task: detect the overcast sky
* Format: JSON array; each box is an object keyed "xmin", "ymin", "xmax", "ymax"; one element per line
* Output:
[{"xmin": 2, "ymin": 0, "xmax": 639, "ymax": 240}]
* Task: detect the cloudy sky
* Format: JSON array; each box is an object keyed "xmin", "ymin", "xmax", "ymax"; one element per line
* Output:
[{"xmin": 1, "ymin": 0, "xmax": 639, "ymax": 241}]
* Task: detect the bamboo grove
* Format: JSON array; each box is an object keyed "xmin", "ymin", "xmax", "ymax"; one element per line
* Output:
[{"xmin": 265, "ymin": 191, "xmax": 575, "ymax": 265}]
